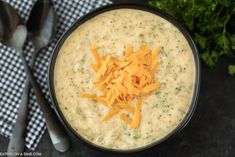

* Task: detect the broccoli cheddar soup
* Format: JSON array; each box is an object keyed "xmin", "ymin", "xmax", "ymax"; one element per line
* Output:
[{"xmin": 54, "ymin": 9, "xmax": 196, "ymax": 150}]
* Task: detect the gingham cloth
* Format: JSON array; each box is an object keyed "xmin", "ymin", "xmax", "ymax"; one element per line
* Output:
[{"xmin": 0, "ymin": 0, "xmax": 111, "ymax": 150}]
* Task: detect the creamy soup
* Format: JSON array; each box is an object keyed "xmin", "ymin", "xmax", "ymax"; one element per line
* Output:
[{"xmin": 54, "ymin": 9, "xmax": 195, "ymax": 150}]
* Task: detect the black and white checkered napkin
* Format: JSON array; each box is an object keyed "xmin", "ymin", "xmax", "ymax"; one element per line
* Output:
[{"xmin": 0, "ymin": 0, "xmax": 111, "ymax": 150}]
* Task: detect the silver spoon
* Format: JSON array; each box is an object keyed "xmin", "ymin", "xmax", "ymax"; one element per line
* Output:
[
  {"xmin": 7, "ymin": 0, "xmax": 64, "ymax": 154},
  {"xmin": 0, "ymin": 3, "xmax": 28, "ymax": 156},
  {"xmin": 7, "ymin": 0, "xmax": 59, "ymax": 154},
  {"xmin": 0, "ymin": 1, "xmax": 70, "ymax": 154}
]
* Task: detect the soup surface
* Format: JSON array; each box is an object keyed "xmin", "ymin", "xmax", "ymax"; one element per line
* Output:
[{"xmin": 54, "ymin": 9, "xmax": 195, "ymax": 150}]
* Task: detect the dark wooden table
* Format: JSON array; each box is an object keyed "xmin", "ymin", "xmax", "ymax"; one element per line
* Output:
[{"xmin": 1, "ymin": 1, "xmax": 235, "ymax": 157}]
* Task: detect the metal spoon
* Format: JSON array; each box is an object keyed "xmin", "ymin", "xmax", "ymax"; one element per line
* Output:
[
  {"xmin": 26, "ymin": 0, "xmax": 70, "ymax": 152},
  {"xmin": 0, "ymin": 1, "xmax": 70, "ymax": 154},
  {"xmin": 0, "ymin": 2, "xmax": 28, "ymax": 156}
]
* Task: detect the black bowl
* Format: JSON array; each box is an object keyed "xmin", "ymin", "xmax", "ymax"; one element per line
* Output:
[{"xmin": 48, "ymin": 3, "xmax": 200, "ymax": 154}]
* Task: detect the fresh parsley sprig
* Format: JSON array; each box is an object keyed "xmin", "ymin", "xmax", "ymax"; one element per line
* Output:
[{"xmin": 149, "ymin": 0, "xmax": 235, "ymax": 75}]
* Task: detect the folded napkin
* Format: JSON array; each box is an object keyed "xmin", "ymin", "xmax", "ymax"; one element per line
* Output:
[{"xmin": 0, "ymin": 0, "xmax": 111, "ymax": 150}]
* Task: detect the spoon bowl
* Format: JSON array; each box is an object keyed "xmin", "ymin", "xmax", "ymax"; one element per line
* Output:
[
  {"xmin": 0, "ymin": 1, "xmax": 22, "ymax": 45},
  {"xmin": 27, "ymin": 0, "xmax": 57, "ymax": 51}
]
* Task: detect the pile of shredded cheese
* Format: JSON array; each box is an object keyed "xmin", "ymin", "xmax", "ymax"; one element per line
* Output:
[{"xmin": 81, "ymin": 43, "xmax": 160, "ymax": 128}]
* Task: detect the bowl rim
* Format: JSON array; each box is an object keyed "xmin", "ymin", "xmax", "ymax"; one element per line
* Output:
[{"xmin": 48, "ymin": 2, "xmax": 201, "ymax": 154}]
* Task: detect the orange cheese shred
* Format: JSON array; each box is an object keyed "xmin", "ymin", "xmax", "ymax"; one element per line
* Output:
[
  {"xmin": 141, "ymin": 82, "xmax": 161, "ymax": 95},
  {"xmin": 151, "ymin": 61, "xmax": 160, "ymax": 74},
  {"xmin": 117, "ymin": 102, "xmax": 135, "ymax": 114},
  {"xmin": 130, "ymin": 97, "xmax": 142, "ymax": 128},
  {"xmin": 120, "ymin": 112, "xmax": 132, "ymax": 125},
  {"xmin": 91, "ymin": 43, "xmax": 101, "ymax": 64},
  {"xmin": 91, "ymin": 63, "xmax": 100, "ymax": 72},
  {"xmin": 102, "ymin": 107, "xmax": 120, "ymax": 121},
  {"xmin": 81, "ymin": 93, "xmax": 108, "ymax": 107},
  {"xmin": 81, "ymin": 43, "xmax": 160, "ymax": 128},
  {"xmin": 151, "ymin": 48, "xmax": 160, "ymax": 62},
  {"xmin": 124, "ymin": 44, "xmax": 133, "ymax": 58}
]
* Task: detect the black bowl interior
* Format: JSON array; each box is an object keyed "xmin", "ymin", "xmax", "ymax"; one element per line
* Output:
[{"xmin": 48, "ymin": 3, "xmax": 200, "ymax": 154}]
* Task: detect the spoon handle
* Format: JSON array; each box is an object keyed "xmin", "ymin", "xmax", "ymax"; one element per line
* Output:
[
  {"xmin": 19, "ymin": 52, "xmax": 70, "ymax": 153},
  {"xmin": 7, "ymin": 52, "xmax": 38, "ymax": 156},
  {"xmin": 7, "ymin": 81, "xmax": 29, "ymax": 156},
  {"xmin": 7, "ymin": 53, "xmax": 37, "ymax": 156}
]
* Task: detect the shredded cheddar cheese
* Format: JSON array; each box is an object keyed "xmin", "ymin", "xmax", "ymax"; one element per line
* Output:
[{"xmin": 81, "ymin": 43, "xmax": 160, "ymax": 128}]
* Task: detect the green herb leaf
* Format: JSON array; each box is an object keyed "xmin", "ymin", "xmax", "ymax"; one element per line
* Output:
[
  {"xmin": 201, "ymin": 51, "xmax": 215, "ymax": 67},
  {"xmin": 228, "ymin": 65, "xmax": 235, "ymax": 76},
  {"xmin": 195, "ymin": 33, "xmax": 207, "ymax": 49},
  {"xmin": 215, "ymin": 33, "xmax": 230, "ymax": 52},
  {"xmin": 149, "ymin": 0, "xmax": 235, "ymax": 74},
  {"xmin": 230, "ymin": 35, "xmax": 235, "ymax": 50}
]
